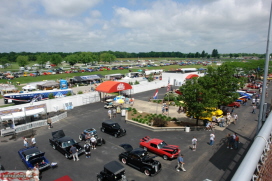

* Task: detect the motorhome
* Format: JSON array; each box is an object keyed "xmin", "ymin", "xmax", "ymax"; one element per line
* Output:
[
  {"xmin": 104, "ymin": 74, "xmax": 124, "ymax": 80},
  {"xmin": 145, "ymin": 69, "xmax": 163, "ymax": 75},
  {"xmin": 125, "ymin": 72, "xmax": 143, "ymax": 78}
]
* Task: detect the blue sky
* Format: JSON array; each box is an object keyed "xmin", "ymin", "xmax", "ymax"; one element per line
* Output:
[{"xmin": 0, "ymin": 0, "xmax": 270, "ymax": 54}]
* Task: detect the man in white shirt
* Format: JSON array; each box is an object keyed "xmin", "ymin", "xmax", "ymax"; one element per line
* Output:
[
  {"xmin": 192, "ymin": 137, "xmax": 197, "ymax": 151},
  {"xmin": 209, "ymin": 133, "xmax": 215, "ymax": 146}
]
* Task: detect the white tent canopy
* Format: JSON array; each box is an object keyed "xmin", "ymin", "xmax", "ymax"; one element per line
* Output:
[
  {"xmin": 22, "ymin": 84, "xmax": 37, "ymax": 90},
  {"xmin": 0, "ymin": 108, "xmax": 46, "ymax": 121}
]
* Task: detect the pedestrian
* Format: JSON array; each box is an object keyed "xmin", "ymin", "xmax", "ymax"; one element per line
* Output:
[
  {"xmin": 23, "ymin": 137, "xmax": 28, "ymax": 148},
  {"xmin": 162, "ymin": 106, "xmax": 165, "ymax": 114},
  {"xmin": 47, "ymin": 118, "xmax": 52, "ymax": 129},
  {"xmin": 129, "ymin": 98, "xmax": 134, "ymax": 106},
  {"xmin": 205, "ymin": 122, "xmax": 211, "ymax": 131},
  {"xmin": 31, "ymin": 136, "xmax": 36, "ymax": 147},
  {"xmin": 227, "ymin": 133, "xmax": 232, "ymax": 149},
  {"xmin": 26, "ymin": 168, "xmax": 33, "ymax": 179},
  {"xmin": 231, "ymin": 106, "xmax": 235, "ymax": 115},
  {"xmin": 112, "ymin": 108, "xmax": 117, "ymax": 118},
  {"xmin": 233, "ymin": 113, "xmax": 238, "ymax": 125},
  {"xmin": 177, "ymin": 106, "xmax": 182, "ymax": 113},
  {"xmin": 90, "ymin": 135, "xmax": 97, "ymax": 150},
  {"xmin": 32, "ymin": 164, "xmax": 40, "ymax": 181},
  {"xmin": 192, "ymin": 137, "xmax": 197, "ymax": 151},
  {"xmin": 84, "ymin": 133, "xmax": 90, "ymax": 141},
  {"xmin": 176, "ymin": 154, "xmax": 186, "ymax": 172},
  {"xmin": 221, "ymin": 117, "xmax": 225, "ymax": 127},
  {"xmin": 209, "ymin": 133, "xmax": 215, "ymax": 146},
  {"xmin": 226, "ymin": 112, "xmax": 231, "ymax": 125},
  {"xmin": 84, "ymin": 141, "xmax": 91, "ymax": 158},
  {"xmin": 108, "ymin": 109, "xmax": 112, "ymax": 119},
  {"xmin": 252, "ymin": 104, "xmax": 256, "ymax": 114},
  {"xmin": 70, "ymin": 145, "xmax": 79, "ymax": 161},
  {"xmin": 165, "ymin": 106, "xmax": 169, "ymax": 115},
  {"xmin": 234, "ymin": 133, "xmax": 239, "ymax": 150}
]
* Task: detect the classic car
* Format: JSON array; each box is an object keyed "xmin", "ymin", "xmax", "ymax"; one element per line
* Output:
[
  {"xmin": 49, "ymin": 130, "xmax": 84, "ymax": 159},
  {"xmin": 139, "ymin": 136, "xmax": 180, "ymax": 160},
  {"xmin": 119, "ymin": 144, "xmax": 161, "ymax": 176},
  {"xmin": 227, "ymin": 102, "xmax": 240, "ymax": 108},
  {"xmin": 101, "ymin": 120, "xmax": 126, "ymax": 138},
  {"xmin": 246, "ymin": 89, "xmax": 257, "ymax": 94},
  {"xmin": 18, "ymin": 147, "xmax": 50, "ymax": 170},
  {"xmin": 97, "ymin": 161, "xmax": 127, "ymax": 181},
  {"xmin": 78, "ymin": 128, "xmax": 106, "ymax": 146}
]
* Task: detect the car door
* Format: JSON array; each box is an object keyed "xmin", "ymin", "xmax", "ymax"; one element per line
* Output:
[
  {"xmin": 128, "ymin": 153, "xmax": 141, "ymax": 170},
  {"xmin": 149, "ymin": 143, "xmax": 160, "ymax": 155}
]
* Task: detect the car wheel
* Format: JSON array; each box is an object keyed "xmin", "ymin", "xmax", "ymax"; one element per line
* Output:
[
  {"xmin": 101, "ymin": 128, "xmax": 105, "ymax": 132},
  {"xmin": 79, "ymin": 135, "xmax": 83, "ymax": 141},
  {"xmin": 163, "ymin": 155, "xmax": 168, "ymax": 160},
  {"xmin": 65, "ymin": 154, "xmax": 69, "ymax": 159},
  {"xmin": 97, "ymin": 176, "xmax": 102, "ymax": 181},
  {"xmin": 144, "ymin": 169, "xmax": 150, "ymax": 176},
  {"xmin": 121, "ymin": 158, "xmax": 127, "ymax": 164},
  {"xmin": 52, "ymin": 145, "xmax": 56, "ymax": 150},
  {"xmin": 143, "ymin": 147, "xmax": 148, "ymax": 151},
  {"xmin": 114, "ymin": 134, "xmax": 118, "ymax": 138}
]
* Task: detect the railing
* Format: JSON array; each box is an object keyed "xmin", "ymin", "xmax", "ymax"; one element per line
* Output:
[{"xmin": 231, "ymin": 113, "xmax": 272, "ymax": 181}]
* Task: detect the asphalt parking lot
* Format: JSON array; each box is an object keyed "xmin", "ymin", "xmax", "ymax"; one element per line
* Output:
[{"xmin": 0, "ymin": 87, "xmax": 266, "ymax": 181}]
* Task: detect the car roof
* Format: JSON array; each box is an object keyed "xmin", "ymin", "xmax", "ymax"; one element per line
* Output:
[
  {"xmin": 103, "ymin": 120, "xmax": 117, "ymax": 125},
  {"xmin": 104, "ymin": 161, "xmax": 125, "ymax": 174},
  {"xmin": 23, "ymin": 147, "xmax": 40, "ymax": 155},
  {"xmin": 131, "ymin": 148, "xmax": 146, "ymax": 155},
  {"xmin": 58, "ymin": 136, "xmax": 73, "ymax": 142},
  {"xmin": 148, "ymin": 138, "xmax": 163, "ymax": 144}
]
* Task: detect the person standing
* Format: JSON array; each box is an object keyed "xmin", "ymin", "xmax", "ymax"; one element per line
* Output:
[
  {"xmin": 23, "ymin": 137, "xmax": 28, "ymax": 148},
  {"xmin": 84, "ymin": 141, "xmax": 91, "ymax": 158},
  {"xmin": 176, "ymin": 154, "xmax": 186, "ymax": 172},
  {"xmin": 32, "ymin": 164, "xmax": 40, "ymax": 181},
  {"xmin": 90, "ymin": 135, "xmax": 97, "ymax": 150},
  {"xmin": 112, "ymin": 108, "xmax": 117, "ymax": 118},
  {"xmin": 252, "ymin": 104, "xmax": 256, "ymax": 114},
  {"xmin": 108, "ymin": 109, "xmax": 112, "ymax": 119},
  {"xmin": 165, "ymin": 106, "xmax": 169, "ymax": 115},
  {"xmin": 70, "ymin": 145, "xmax": 79, "ymax": 161},
  {"xmin": 192, "ymin": 137, "xmax": 197, "ymax": 151},
  {"xmin": 234, "ymin": 133, "xmax": 239, "ymax": 150},
  {"xmin": 47, "ymin": 119, "xmax": 52, "ymax": 129},
  {"xmin": 233, "ymin": 113, "xmax": 238, "ymax": 125},
  {"xmin": 209, "ymin": 133, "xmax": 215, "ymax": 146},
  {"xmin": 31, "ymin": 136, "xmax": 36, "ymax": 147},
  {"xmin": 231, "ymin": 107, "xmax": 235, "ymax": 115}
]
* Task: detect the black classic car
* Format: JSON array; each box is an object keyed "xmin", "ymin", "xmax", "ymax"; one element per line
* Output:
[
  {"xmin": 119, "ymin": 144, "xmax": 161, "ymax": 176},
  {"xmin": 18, "ymin": 147, "xmax": 51, "ymax": 170},
  {"xmin": 97, "ymin": 161, "xmax": 127, "ymax": 181},
  {"xmin": 78, "ymin": 128, "xmax": 106, "ymax": 146},
  {"xmin": 49, "ymin": 130, "xmax": 84, "ymax": 159},
  {"xmin": 101, "ymin": 120, "xmax": 126, "ymax": 138}
]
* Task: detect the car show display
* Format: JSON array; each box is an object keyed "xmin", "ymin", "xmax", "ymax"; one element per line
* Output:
[
  {"xmin": 101, "ymin": 120, "xmax": 126, "ymax": 138},
  {"xmin": 49, "ymin": 130, "xmax": 84, "ymax": 159},
  {"xmin": 79, "ymin": 128, "xmax": 106, "ymax": 146},
  {"xmin": 140, "ymin": 136, "xmax": 180, "ymax": 160},
  {"xmin": 97, "ymin": 161, "xmax": 127, "ymax": 181},
  {"xmin": 119, "ymin": 144, "xmax": 162, "ymax": 176},
  {"xmin": 18, "ymin": 147, "xmax": 51, "ymax": 170}
]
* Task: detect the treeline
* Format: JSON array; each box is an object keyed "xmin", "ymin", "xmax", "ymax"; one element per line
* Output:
[{"xmin": 0, "ymin": 50, "xmax": 266, "ymax": 63}]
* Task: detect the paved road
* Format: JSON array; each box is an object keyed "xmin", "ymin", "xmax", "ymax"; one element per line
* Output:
[{"xmin": 0, "ymin": 85, "xmax": 268, "ymax": 181}]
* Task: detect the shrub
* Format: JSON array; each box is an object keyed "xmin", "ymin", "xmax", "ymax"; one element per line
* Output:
[
  {"xmin": 48, "ymin": 93, "xmax": 54, "ymax": 99},
  {"xmin": 127, "ymin": 107, "xmax": 132, "ymax": 112},
  {"xmin": 66, "ymin": 92, "xmax": 72, "ymax": 96},
  {"xmin": 77, "ymin": 90, "xmax": 83, "ymax": 94},
  {"xmin": 153, "ymin": 117, "xmax": 168, "ymax": 127},
  {"xmin": 134, "ymin": 80, "xmax": 140, "ymax": 84}
]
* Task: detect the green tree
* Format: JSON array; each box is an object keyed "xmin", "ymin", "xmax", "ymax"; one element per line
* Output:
[
  {"xmin": 201, "ymin": 51, "xmax": 206, "ymax": 58},
  {"xmin": 79, "ymin": 52, "xmax": 99, "ymax": 65},
  {"xmin": 65, "ymin": 54, "xmax": 79, "ymax": 66},
  {"xmin": 16, "ymin": 55, "xmax": 29, "ymax": 67},
  {"xmin": 100, "ymin": 53, "xmax": 116, "ymax": 64},
  {"xmin": 50, "ymin": 54, "xmax": 62, "ymax": 66},
  {"xmin": 37, "ymin": 53, "xmax": 49, "ymax": 68},
  {"xmin": 0, "ymin": 57, "xmax": 9, "ymax": 68},
  {"xmin": 211, "ymin": 49, "xmax": 219, "ymax": 58}
]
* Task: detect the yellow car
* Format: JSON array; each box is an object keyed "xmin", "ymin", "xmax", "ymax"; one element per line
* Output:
[{"xmin": 187, "ymin": 107, "xmax": 223, "ymax": 122}]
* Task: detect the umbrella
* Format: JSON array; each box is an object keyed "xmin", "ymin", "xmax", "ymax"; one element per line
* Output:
[
  {"xmin": 113, "ymin": 96, "xmax": 125, "ymax": 101},
  {"xmin": 115, "ymin": 99, "xmax": 124, "ymax": 104}
]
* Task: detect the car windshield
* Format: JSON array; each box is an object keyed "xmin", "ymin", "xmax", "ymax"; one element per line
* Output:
[
  {"xmin": 25, "ymin": 151, "xmax": 41, "ymax": 161},
  {"xmin": 112, "ymin": 123, "xmax": 120, "ymax": 129},
  {"xmin": 158, "ymin": 141, "xmax": 168, "ymax": 149},
  {"xmin": 62, "ymin": 139, "xmax": 77, "ymax": 148}
]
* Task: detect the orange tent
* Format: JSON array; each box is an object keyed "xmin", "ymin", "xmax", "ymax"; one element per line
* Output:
[
  {"xmin": 95, "ymin": 81, "xmax": 132, "ymax": 93},
  {"xmin": 185, "ymin": 74, "xmax": 199, "ymax": 79}
]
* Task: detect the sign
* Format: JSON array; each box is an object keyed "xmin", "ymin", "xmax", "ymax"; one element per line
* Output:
[
  {"xmin": 0, "ymin": 170, "xmax": 32, "ymax": 181},
  {"xmin": 117, "ymin": 83, "xmax": 125, "ymax": 91},
  {"xmin": 0, "ymin": 108, "xmax": 22, "ymax": 116},
  {"xmin": 25, "ymin": 104, "xmax": 46, "ymax": 111}
]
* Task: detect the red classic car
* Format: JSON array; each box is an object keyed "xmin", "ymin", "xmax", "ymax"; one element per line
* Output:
[
  {"xmin": 139, "ymin": 136, "xmax": 180, "ymax": 160},
  {"xmin": 227, "ymin": 102, "xmax": 240, "ymax": 108},
  {"xmin": 247, "ymin": 83, "xmax": 259, "ymax": 89}
]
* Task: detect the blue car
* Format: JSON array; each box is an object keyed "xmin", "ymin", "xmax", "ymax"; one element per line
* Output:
[
  {"xmin": 238, "ymin": 92, "xmax": 252, "ymax": 100},
  {"xmin": 18, "ymin": 147, "xmax": 50, "ymax": 170}
]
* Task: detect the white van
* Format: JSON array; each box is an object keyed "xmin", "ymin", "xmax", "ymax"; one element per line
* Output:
[
  {"xmin": 19, "ymin": 67, "xmax": 25, "ymax": 71},
  {"xmin": 45, "ymin": 65, "xmax": 51, "ymax": 69}
]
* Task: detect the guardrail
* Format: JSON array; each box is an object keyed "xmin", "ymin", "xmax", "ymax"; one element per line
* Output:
[{"xmin": 231, "ymin": 113, "xmax": 272, "ymax": 181}]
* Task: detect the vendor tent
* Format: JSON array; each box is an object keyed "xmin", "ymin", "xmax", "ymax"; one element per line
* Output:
[
  {"xmin": 37, "ymin": 81, "xmax": 59, "ymax": 90},
  {"xmin": 22, "ymin": 84, "xmax": 36, "ymax": 90},
  {"xmin": 185, "ymin": 74, "xmax": 199, "ymax": 79},
  {"xmin": 95, "ymin": 81, "xmax": 132, "ymax": 93}
]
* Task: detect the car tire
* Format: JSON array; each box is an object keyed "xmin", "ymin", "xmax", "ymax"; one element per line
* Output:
[
  {"xmin": 79, "ymin": 135, "xmax": 83, "ymax": 141},
  {"xmin": 121, "ymin": 158, "xmax": 127, "ymax": 164},
  {"xmin": 101, "ymin": 128, "xmax": 105, "ymax": 132},
  {"xmin": 65, "ymin": 154, "xmax": 69, "ymax": 159},
  {"xmin": 163, "ymin": 155, "xmax": 168, "ymax": 160},
  {"xmin": 143, "ymin": 147, "xmax": 148, "ymax": 151},
  {"xmin": 52, "ymin": 145, "xmax": 56, "ymax": 150},
  {"xmin": 97, "ymin": 176, "xmax": 102, "ymax": 181},
  {"xmin": 144, "ymin": 169, "xmax": 151, "ymax": 176},
  {"xmin": 114, "ymin": 134, "xmax": 118, "ymax": 138}
]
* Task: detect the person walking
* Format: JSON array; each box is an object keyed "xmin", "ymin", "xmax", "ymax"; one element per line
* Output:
[
  {"xmin": 209, "ymin": 133, "xmax": 215, "ymax": 146},
  {"xmin": 23, "ymin": 137, "xmax": 28, "ymax": 148},
  {"xmin": 90, "ymin": 135, "xmax": 97, "ymax": 150},
  {"xmin": 112, "ymin": 108, "xmax": 117, "ymax": 118},
  {"xmin": 108, "ymin": 109, "xmax": 112, "ymax": 119},
  {"xmin": 192, "ymin": 137, "xmax": 197, "ymax": 151},
  {"xmin": 252, "ymin": 104, "xmax": 256, "ymax": 114},
  {"xmin": 233, "ymin": 113, "xmax": 238, "ymax": 125},
  {"xmin": 234, "ymin": 133, "xmax": 239, "ymax": 150},
  {"xmin": 84, "ymin": 141, "xmax": 91, "ymax": 158},
  {"xmin": 70, "ymin": 145, "xmax": 79, "ymax": 161},
  {"xmin": 231, "ymin": 106, "xmax": 235, "ymax": 115},
  {"xmin": 31, "ymin": 136, "xmax": 36, "ymax": 147},
  {"xmin": 176, "ymin": 154, "xmax": 186, "ymax": 172},
  {"xmin": 47, "ymin": 119, "xmax": 52, "ymax": 129}
]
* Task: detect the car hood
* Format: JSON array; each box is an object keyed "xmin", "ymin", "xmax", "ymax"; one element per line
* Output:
[
  {"xmin": 52, "ymin": 130, "xmax": 65, "ymax": 140},
  {"xmin": 28, "ymin": 152, "xmax": 45, "ymax": 161},
  {"xmin": 119, "ymin": 144, "xmax": 133, "ymax": 152},
  {"xmin": 162, "ymin": 145, "xmax": 179, "ymax": 151}
]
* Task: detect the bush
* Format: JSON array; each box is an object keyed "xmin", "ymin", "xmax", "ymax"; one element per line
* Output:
[
  {"xmin": 153, "ymin": 117, "xmax": 168, "ymax": 127},
  {"xmin": 48, "ymin": 93, "xmax": 54, "ymax": 99},
  {"xmin": 134, "ymin": 80, "xmax": 140, "ymax": 85},
  {"xmin": 66, "ymin": 91, "xmax": 72, "ymax": 96},
  {"xmin": 77, "ymin": 90, "xmax": 83, "ymax": 94},
  {"xmin": 127, "ymin": 107, "xmax": 132, "ymax": 112}
]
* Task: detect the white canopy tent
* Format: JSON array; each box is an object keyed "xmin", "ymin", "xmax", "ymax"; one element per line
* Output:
[{"xmin": 22, "ymin": 84, "xmax": 37, "ymax": 91}]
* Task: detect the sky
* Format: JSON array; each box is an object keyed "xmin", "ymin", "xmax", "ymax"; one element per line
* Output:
[{"xmin": 0, "ymin": 0, "xmax": 271, "ymax": 54}]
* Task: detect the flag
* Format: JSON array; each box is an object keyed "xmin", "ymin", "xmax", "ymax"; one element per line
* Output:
[
  {"xmin": 153, "ymin": 89, "xmax": 158, "ymax": 99},
  {"xmin": 167, "ymin": 78, "xmax": 171, "ymax": 92}
]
